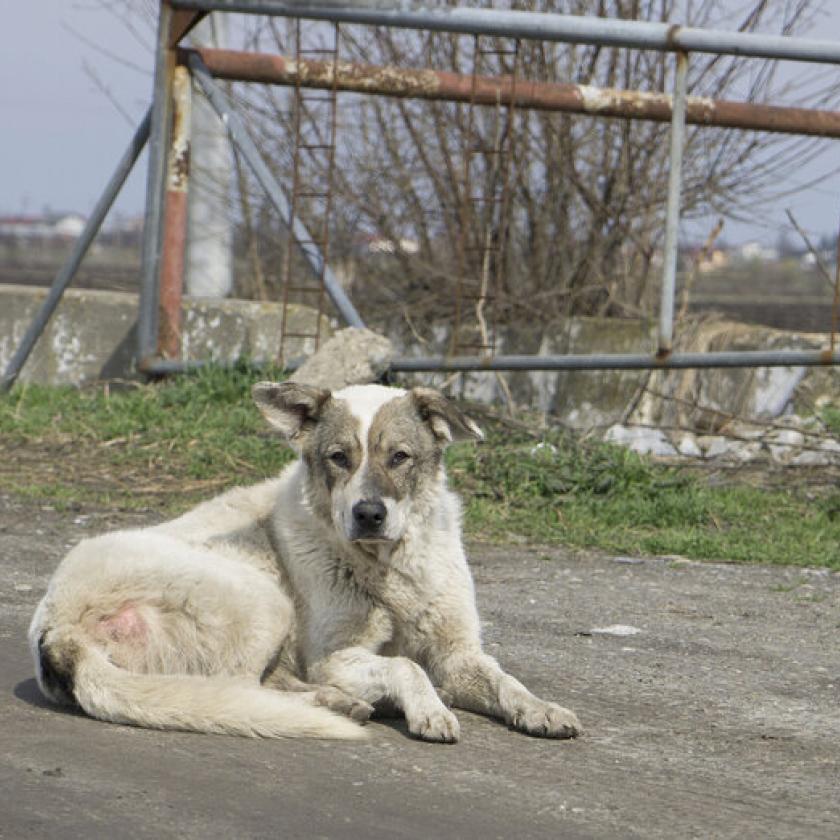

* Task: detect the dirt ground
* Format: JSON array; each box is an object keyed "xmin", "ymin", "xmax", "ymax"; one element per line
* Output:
[{"xmin": 1, "ymin": 490, "xmax": 839, "ymax": 840}]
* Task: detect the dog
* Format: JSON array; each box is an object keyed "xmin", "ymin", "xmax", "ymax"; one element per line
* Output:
[{"xmin": 29, "ymin": 382, "xmax": 581, "ymax": 742}]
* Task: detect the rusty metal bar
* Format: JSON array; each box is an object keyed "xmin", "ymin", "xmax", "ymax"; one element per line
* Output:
[
  {"xmin": 158, "ymin": 65, "xmax": 192, "ymax": 360},
  {"xmin": 182, "ymin": 47, "xmax": 840, "ymax": 139},
  {"xmin": 168, "ymin": 9, "xmax": 207, "ymax": 48}
]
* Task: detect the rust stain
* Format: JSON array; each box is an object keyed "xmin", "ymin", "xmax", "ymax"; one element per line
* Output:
[{"xmin": 665, "ymin": 24, "xmax": 683, "ymax": 50}]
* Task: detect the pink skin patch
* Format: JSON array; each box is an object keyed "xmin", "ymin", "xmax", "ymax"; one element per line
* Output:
[{"xmin": 98, "ymin": 604, "xmax": 147, "ymax": 643}]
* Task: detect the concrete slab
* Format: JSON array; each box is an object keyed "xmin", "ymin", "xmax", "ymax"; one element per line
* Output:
[
  {"xmin": 0, "ymin": 285, "xmax": 331, "ymax": 386},
  {"xmin": 1, "ymin": 498, "xmax": 839, "ymax": 839}
]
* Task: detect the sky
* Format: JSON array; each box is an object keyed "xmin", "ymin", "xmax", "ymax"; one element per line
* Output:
[{"xmin": 1, "ymin": 0, "xmax": 839, "ymax": 245}]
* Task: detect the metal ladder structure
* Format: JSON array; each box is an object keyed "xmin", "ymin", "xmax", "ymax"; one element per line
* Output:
[
  {"xmin": 278, "ymin": 20, "xmax": 341, "ymax": 366},
  {"xmin": 453, "ymin": 35, "xmax": 520, "ymax": 359}
]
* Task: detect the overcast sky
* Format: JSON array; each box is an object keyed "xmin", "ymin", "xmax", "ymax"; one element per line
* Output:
[{"xmin": 2, "ymin": 1, "xmax": 839, "ymax": 244}]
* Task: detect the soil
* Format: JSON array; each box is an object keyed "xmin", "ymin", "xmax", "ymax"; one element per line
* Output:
[{"xmin": 1, "ymin": 484, "xmax": 839, "ymax": 839}]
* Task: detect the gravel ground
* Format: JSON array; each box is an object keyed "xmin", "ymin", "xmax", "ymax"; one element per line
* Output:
[{"xmin": 1, "ymin": 493, "xmax": 839, "ymax": 839}]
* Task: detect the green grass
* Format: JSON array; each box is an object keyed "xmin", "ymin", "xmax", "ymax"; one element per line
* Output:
[
  {"xmin": 448, "ymin": 427, "xmax": 840, "ymax": 569},
  {"xmin": 1, "ymin": 362, "xmax": 295, "ymax": 482},
  {"xmin": 3, "ymin": 365, "xmax": 840, "ymax": 569}
]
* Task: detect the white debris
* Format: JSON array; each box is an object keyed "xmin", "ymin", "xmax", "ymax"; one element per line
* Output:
[
  {"xmin": 590, "ymin": 624, "xmax": 641, "ymax": 637},
  {"xmin": 604, "ymin": 425, "xmax": 677, "ymax": 457}
]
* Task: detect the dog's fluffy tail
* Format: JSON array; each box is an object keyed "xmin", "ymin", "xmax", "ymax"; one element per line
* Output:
[{"xmin": 36, "ymin": 632, "xmax": 365, "ymax": 741}]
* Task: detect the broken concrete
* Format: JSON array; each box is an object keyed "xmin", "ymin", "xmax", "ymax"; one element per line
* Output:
[{"xmin": 289, "ymin": 327, "xmax": 394, "ymax": 391}]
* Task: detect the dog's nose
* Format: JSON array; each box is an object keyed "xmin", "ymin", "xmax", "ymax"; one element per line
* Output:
[{"xmin": 352, "ymin": 500, "xmax": 387, "ymax": 532}]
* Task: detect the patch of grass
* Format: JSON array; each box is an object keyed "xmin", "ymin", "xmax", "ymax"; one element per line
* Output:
[
  {"xmin": 1, "ymin": 362, "xmax": 295, "ymax": 483},
  {"xmin": 3, "ymin": 368, "xmax": 840, "ymax": 569},
  {"xmin": 447, "ymin": 427, "xmax": 840, "ymax": 569}
]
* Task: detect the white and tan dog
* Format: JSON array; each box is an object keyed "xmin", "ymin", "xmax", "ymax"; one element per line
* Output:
[{"xmin": 29, "ymin": 383, "xmax": 581, "ymax": 742}]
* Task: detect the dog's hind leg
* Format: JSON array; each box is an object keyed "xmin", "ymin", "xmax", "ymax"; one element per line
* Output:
[
  {"xmin": 30, "ymin": 532, "xmax": 365, "ymax": 739},
  {"xmin": 309, "ymin": 646, "xmax": 460, "ymax": 742},
  {"xmin": 262, "ymin": 664, "xmax": 374, "ymax": 722}
]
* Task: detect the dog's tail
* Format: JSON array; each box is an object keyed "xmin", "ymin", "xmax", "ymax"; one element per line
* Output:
[{"xmin": 35, "ymin": 630, "xmax": 365, "ymax": 741}]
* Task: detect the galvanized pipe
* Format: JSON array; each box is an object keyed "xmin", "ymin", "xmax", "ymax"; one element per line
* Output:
[
  {"xmin": 138, "ymin": 3, "xmax": 177, "ymax": 365},
  {"xmin": 658, "ymin": 52, "xmax": 688, "ymax": 355},
  {"xmin": 0, "ymin": 109, "xmax": 152, "ymax": 393},
  {"xmin": 140, "ymin": 348, "xmax": 839, "ymax": 376},
  {"xmin": 170, "ymin": 2, "xmax": 840, "ymax": 65},
  {"xmin": 186, "ymin": 50, "xmax": 366, "ymax": 329},
  {"xmin": 388, "ymin": 350, "xmax": 840, "ymax": 372},
  {"xmin": 185, "ymin": 47, "xmax": 840, "ymax": 139}
]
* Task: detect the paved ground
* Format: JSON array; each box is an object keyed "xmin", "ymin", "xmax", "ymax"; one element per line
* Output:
[{"xmin": 1, "ymin": 495, "xmax": 839, "ymax": 839}]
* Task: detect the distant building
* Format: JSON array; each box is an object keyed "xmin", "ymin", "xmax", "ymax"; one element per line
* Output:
[
  {"xmin": 696, "ymin": 248, "xmax": 730, "ymax": 274},
  {"xmin": 737, "ymin": 241, "xmax": 779, "ymax": 263},
  {"xmin": 0, "ymin": 212, "xmax": 86, "ymax": 242},
  {"xmin": 365, "ymin": 234, "xmax": 420, "ymax": 255}
]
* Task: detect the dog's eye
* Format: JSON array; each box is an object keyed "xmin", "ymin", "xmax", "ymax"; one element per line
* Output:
[
  {"xmin": 390, "ymin": 451, "xmax": 410, "ymax": 468},
  {"xmin": 328, "ymin": 451, "xmax": 349, "ymax": 469}
]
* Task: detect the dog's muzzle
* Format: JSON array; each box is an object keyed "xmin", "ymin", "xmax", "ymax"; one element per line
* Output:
[{"xmin": 351, "ymin": 499, "xmax": 387, "ymax": 541}]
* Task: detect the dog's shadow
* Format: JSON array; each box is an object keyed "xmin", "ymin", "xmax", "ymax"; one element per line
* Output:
[{"xmin": 14, "ymin": 678, "xmax": 86, "ymax": 718}]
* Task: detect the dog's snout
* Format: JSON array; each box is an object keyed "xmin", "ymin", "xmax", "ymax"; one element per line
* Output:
[{"xmin": 352, "ymin": 500, "xmax": 387, "ymax": 534}]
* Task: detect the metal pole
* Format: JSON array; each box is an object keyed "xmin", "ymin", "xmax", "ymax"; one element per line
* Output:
[
  {"xmin": 0, "ymin": 110, "xmax": 152, "ymax": 393},
  {"xmin": 159, "ymin": 65, "xmax": 192, "ymax": 359},
  {"xmin": 138, "ymin": 2, "xmax": 176, "ymax": 365},
  {"xmin": 186, "ymin": 50, "xmax": 366, "ymax": 329},
  {"xmin": 658, "ymin": 51, "xmax": 688, "ymax": 356},
  {"xmin": 186, "ymin": 46, "xmax": 840, "ymax": 140},
  {"xmin": 169, "ymin": 2, "xmax": 840, "ymax": 65},
  {"xmin": 388, "ymin": 350, "xmax": 840, "ymax": 372},
  {"xmin": 139, "ymin": 348, "xmax": 839, "ymax": 376}
]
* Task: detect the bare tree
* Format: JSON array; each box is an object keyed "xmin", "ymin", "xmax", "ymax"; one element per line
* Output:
[{"xmin": 229, "ymin": 0, "xmax": 835, "ymax": 341}]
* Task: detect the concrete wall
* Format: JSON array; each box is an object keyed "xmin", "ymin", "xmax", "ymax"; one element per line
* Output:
[
  {"xmin": 3, "ymin": 284, "xmax": 837, "ymax": 430},
  {"xmin": 0, "ymin": 285, "xmax": 329, "ymax": 385}
]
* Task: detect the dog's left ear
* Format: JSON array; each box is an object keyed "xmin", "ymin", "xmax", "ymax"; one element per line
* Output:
[
  {"xmin": 252, "ymin": 381, "xmax": 331, "ymax": 442},
  {"xmin": 411, "ymin": 387, "xmax": 483, "ymax": 444}
]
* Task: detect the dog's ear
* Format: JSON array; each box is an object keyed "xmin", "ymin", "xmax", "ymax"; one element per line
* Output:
[
  {"xmin": 411, "ymin": 387, "xmax": 483, "ymax": 444},
  {"xmin": 252, "ymin": 381, "xmax": 330, "ymax": 442}
]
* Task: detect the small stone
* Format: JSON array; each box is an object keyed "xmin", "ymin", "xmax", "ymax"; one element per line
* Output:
[
  {"xmin": 767, "ymin": 429, "xmax": 804, "ymax": 447},
  {"xmin": 790, "ymin": 450, "xmax": 833, "ymax": 467},
  {"xmin": 697, "ymin": 436, "xmax": 729, "ymax": 458},
  {"xmin": 604, "ymin": 425, "xmax": 677, "ymax": 457},
  {"xmin": 677, "ymin": 434, "xmax": 702, "ymax": 458}
]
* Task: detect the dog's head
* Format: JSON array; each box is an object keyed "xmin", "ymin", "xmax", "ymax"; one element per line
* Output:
[{"xmin": 253, "ymin": 382, "xmax": 482, "ymax": 546}]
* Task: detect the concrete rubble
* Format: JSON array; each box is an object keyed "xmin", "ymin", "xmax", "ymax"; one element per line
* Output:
[
  {"xmin": 602, "ymin": 415, "xmax": 840, "ymax": 466},
  {"xmin": 289, "ymin": 327, "xmax": 394, "ymax": 391}
]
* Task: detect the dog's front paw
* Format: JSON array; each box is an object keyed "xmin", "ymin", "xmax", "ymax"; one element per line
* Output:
[
  {"xmin": 507, "ymin": 700, "xmax": 581, "ymax": 739},
  {"xmin": 407, "ymin": 705, "xmax": 460, "ymax": 743}
]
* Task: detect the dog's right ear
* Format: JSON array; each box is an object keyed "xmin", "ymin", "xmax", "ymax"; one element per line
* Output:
[{"xmin": 252, "ymin": 381, "xmax": 331, "ymax": 442}]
